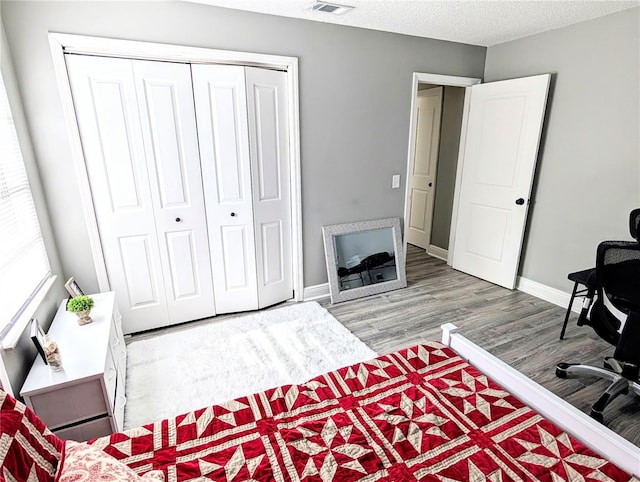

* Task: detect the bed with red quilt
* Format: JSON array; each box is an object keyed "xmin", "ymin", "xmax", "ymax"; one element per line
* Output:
[
  {"xmin": 1, "ymin": 341, "xmax": 636, "ymax": 481},
  {"xmin": 81, "ymin": 342, "xmax": 634, "ymax": 481}
]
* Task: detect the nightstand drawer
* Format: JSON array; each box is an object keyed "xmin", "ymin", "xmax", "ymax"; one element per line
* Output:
[
  {"xmin": 27, "ymin": 378, "xmax": 109, "ymax": 429},
  {"xmin": 54, "ymin": 416, "xmax": 114, "ymax": 441}
]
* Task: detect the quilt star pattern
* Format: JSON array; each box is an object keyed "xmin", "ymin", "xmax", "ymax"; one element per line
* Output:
[{"xmin": 91, "ymin": 343, "xmax": 635, "ymax": 481}]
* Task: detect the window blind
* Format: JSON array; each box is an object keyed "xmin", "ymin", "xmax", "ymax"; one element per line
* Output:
[{"xmin": 0, "ymin": 73, "xmax": 51, "ymax": 337}]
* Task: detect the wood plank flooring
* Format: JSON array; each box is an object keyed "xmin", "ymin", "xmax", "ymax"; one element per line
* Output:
[{"xmin": 320, "ymin": 244, "xmax": 640, "ymax": 446}]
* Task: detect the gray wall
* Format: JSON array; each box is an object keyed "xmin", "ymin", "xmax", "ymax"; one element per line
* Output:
[
  {"xmin": 0, "ymin": 0, "xmax": 485, "ymax": 295},
  {"xmin": 0, "ymin": 18, "xmax": 68, "ymax": 397},
  {"xmin": 431, "ymin": 86, "xmax": 465, "ymax": 250},
  {"xmin": 484, "ymin": 7, "xmax": 640, "ymax": 291}
]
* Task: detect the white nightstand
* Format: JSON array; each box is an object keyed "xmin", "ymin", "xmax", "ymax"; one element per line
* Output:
[{"xmin": 20, "ymin": 292, "xmax": 127, "ymax": 441}]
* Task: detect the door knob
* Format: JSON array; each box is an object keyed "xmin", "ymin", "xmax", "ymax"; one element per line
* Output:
[
  {"xmin": 515, "ymin": 198, "xmax": 525, "ymax": 205},
  {"xmin": 175, "ymin": 217, "xmax": 182, "ymax": 222},
  {"xmin": 230, "ymin": 212, "xmax": 236, "ymax": 217},
  {"xmin": 428, "ymin": 182, "xmax": 433, "ymax": 187}
]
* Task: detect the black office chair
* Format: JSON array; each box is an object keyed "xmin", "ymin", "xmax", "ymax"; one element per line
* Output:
[{"xmin": 556, "ymin": 209, "xmax": 640, "ymax": 423}]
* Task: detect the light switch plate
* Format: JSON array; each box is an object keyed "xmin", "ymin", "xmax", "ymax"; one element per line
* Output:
[{"xmin": 392, "ymin": 174, "xmax": 400, "ymax": 189}]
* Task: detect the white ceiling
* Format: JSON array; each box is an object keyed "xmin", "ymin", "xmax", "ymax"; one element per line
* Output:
[{"xmin": 186, "ymin": 0, "xmax": 639, "ymax": 46}]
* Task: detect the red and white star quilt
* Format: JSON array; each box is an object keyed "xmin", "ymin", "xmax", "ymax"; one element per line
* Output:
[{"xmin": 91, "ymin": 342, "xmax": 635, "ymax": 481}]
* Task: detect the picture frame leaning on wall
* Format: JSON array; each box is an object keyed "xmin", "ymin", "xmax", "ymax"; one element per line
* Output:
[
  {"xmin": 30, "ymin": 318, "xmax": 47, "ymax": 364},
  {"xmin": 64, "ymin": 276, "xmax": 85, "ymax": 298}
]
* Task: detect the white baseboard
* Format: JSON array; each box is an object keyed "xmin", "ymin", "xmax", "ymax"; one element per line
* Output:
[
  {"xmin": 427, "ymin": 245, "xmax": 448, "ymax": 262},
  {"xmin": 303, "ymin": 283, "xmax": 330, "ymax": 301},
  {"xmin": 516, "ymin": 276, "xmax": 581, "ymax": 314}
]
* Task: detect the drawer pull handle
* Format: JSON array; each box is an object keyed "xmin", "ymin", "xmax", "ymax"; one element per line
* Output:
[
  {"xmin": 108, "ymin": 368, "xmax": 116, "ymax": 381},
  {"xmin": 112, "ymin": 336, "xmax": 120, "ymax": 347},
  {"xmin": 118, "ymin": 395, "xmax": 127, "ymax": 409}
]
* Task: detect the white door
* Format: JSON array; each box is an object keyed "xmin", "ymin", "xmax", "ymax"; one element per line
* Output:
[
  {"xmin": 245, "ymin": 67, "xmax": 293, "ymax": 308},
  {"xmin": 192, "ymin": 64, "xmax": 259, "ymax": 313},
  {"xmin": 132, "ymin": 60, "xmax": 216, "ymax": 325},
  {"xmin": 407, "ymin": 87, "xmax": 442, "ymax": 249},
  {"xmin": 66, "ymin": 55, "xmax": 169, "ymax": 331},
  {"xmin": 66, "ymin": 55, "xmax": 216, "ymax": 333},
  {"xmin": 193, "ymin": 65, "xmax": 293, "ymax": 312},
  {"xmin": 451, "ymin": 74, "xmax": 550, "ymax": 289}
]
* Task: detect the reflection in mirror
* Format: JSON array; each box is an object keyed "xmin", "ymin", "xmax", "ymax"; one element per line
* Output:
[
  {"xmin": 323, "ymin": 217, "xmax": 407, "ymax": 303},
  {"xmin": 334, "ymin": 229, "xmax": 398, "ymax": 290}
]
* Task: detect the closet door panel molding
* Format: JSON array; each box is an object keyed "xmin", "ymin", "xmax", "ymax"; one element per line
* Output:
[
  {"xmin": 118, "ymin": 234, "xmax": 161, "ymax": 308},
  {"xmin": 220, "ymin": 225, "xmax": 253, "ymax": 290},
  {"xmin": 252, "ymin": 85, "xmax": 281, "ymax": 201},
  {"xmin": 261, "ymin": 221, "xmax": 285, "ymax": 286},
  {"xmin": 209, "ymin": 86, "xmax": 246, "ymax": 202}
]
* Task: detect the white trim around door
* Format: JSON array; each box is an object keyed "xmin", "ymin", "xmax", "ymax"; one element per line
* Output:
[
  {"xmin": 48, "ymin": 32, "xmax": 304, "ymax": 303},
  {"xmin": 402, "ymin": 73, "xmax": 481, "ymax": 265}
]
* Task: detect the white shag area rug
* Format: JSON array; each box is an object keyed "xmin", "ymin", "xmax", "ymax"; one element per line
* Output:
[{"xmin": 124, "ymin": 301, "xmax": 376, "ymax": 429}]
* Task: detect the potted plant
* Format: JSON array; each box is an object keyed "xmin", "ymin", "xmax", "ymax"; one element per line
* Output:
[{"xmin": 67, "ymin": 295, "xmax": 95, "ymax": 325}]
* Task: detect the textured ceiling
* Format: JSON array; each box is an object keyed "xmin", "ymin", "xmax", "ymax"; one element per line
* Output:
[{"xmin": 185, "ymin": 0, "xmax": 639, "ymax": 46}]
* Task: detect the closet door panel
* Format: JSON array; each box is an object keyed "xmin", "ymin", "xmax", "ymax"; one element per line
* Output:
[
  {"xmin": 164, "ymin": 231, "xmax": 199, "ymax": 299},
  {"xmin": 261, "ymin": 221, "xmax": 284, "ymax": 285},
  {"xmin": 246, "ymin": 68, "xmax": 293, "ymax": 308},
  {"xmin": 252, "ymin": 85, "xmax": 281, "ymax": 201},
  {"xmin": 192, "ymin": 64, "xmax": 259, "ymax": 313},
  {"xmin": 142, "ymin": 84, "xmax": 189, "ymax": 207},
  {"xmin": 91, "ymin": 83, "xmax": 140, "ymax": 209},
  {"xmin": 211, "ymin": 86, "xmax": 245, "ymax": 202},
  {"xmin": 133, "ymin": 60, "xmax": 216, "ymax": 323},
  {"xmin": 66, "ymin": 55, "xmax": 169, "ymax": 332},
  {"xmin": 119, "ymin": 235, "xmax": 160, "ymax": 307},
  {"xmin": 220, "ymin": 226, "xmax": 251, "ymax": 289}
]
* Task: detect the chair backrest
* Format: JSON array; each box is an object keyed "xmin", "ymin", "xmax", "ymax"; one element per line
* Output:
[
  {"xmin": 589, "ymin": 241, "xmax": 640, "ymax": 350},
  {"xmin": 597, "ymin": 241, "xmax": 640, "ymax": 311}
]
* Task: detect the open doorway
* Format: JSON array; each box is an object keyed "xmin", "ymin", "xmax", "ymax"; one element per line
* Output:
[
  {"xmin": 403, "ymin": 74, "xmax": 481, "ymax": 263},
  {"xmin": 404, "ymin": 72, "xmax": 550, "ymax": 290}
]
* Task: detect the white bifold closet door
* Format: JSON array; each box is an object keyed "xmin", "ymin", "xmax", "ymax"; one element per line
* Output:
[
  {"xmin": 66, "ymin": 55, "xmax": 292, "ymax": 333},
  {"xmin": 245, "ymin": 67, "xmax": 292, "ymax": 309},
  {"xmin": 66, "ymin": 55, "xmax": 216, "ymax": 333},
  {"xmin": 192, "ymin": 65, "xmax": 292, "ymax": 313}
]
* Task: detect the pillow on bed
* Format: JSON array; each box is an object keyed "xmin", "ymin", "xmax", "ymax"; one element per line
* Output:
[
  {"xmin": 56, "ymin": 440, "xmax": 164, "ymax": 482},
  {"xmin": 0, "ymin": 389, "xmax": 64, "ymax": 482}
]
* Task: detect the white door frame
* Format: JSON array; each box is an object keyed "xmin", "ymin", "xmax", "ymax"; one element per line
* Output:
[
  {"xmin": 403, "ymin": 72, "xmax": 481, "ymax": 265},
  {"xmin": 48, "ymin": 33, "xmax": 304, "ymax": 302}
]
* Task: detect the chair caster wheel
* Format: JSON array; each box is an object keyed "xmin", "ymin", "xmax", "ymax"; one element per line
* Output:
[
  {"xmin": 556, "ymin": 363, "xmax": 570, "ymax": 379},
  {"xmin": 590, "ymin": 410, "xmax": 604, "ymax": 424}
]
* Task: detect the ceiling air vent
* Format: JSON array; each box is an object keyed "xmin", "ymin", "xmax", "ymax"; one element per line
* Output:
[{"xmin": 311, "ymin": 2, "xmax": 354, "ymax": 15}]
